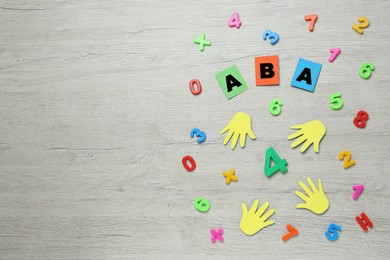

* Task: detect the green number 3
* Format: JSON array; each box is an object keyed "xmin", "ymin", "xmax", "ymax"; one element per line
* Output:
[
  {"xmin": 269, "ymin": 99, "xmax": 282, "ymax": 116},
  {"xmin": 329, "ymin": 92, "xmax": 343, "ymax": 110}
]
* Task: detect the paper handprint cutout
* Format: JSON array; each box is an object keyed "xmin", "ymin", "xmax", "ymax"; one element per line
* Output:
[
  {"xmin": 288, "ymin": 120, "xmax": 326, "ymax": 153},
  {"xmin": 240, "ymin": 200, "xmax": 275, "ymax": 236},
  {"xmin": 295, "ymin": 177, "xmax": 329, "ymax": 215},
  {"xmin": 220, "ymin": 112, "xmax": 256, "ymax": 149}
]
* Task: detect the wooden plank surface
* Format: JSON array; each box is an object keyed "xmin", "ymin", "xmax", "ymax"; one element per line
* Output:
[{"xmin": 0, "ymin": 0, "xmax": 389, "ymax": 259}]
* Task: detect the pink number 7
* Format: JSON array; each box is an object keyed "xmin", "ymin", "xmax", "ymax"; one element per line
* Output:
[
  {"xmin": 328, "ymin": 48, "xmax": 341, "ymax": 62},
  {"xmin": 304, "ymin": 14, "xmax": 318, "ymax": 32}
]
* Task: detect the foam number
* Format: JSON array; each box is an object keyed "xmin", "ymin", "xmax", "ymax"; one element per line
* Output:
[
  {"xmin": 182, "ymin": 155, "xmax": 196, "ymax": 171},
  {"xmin": 359, "ymin": 62, "xmax": 374, "ymax": 79},
  {"xmin": 329, "ymin": 92, "xmax": 343, "ymax": 110},
  {"xmin": 194, "ymin": 197, "xmax": 210, "ymax": 213},
  {"xmin": 264, "ymin": 147, "xmax": 288, "ymax": 177},
  {"xmin": 338, "ymin": 150, "xmax": 356, "ymax": 169},
  {"xmin": 353, "ymin": 110, "xmax": 369, "ymax": 128},
  {"xmin": 328, "ymin": 48, "xmax": 341, "ymax": 62},
  {"xmin": 325, "ymin": 223, "xmax": 342, "ymax": 241},
  {"xmin": 190, "ymin": 128, "xmax": 206, "ymax": 143},
  {"xmin": 352, "ymin": 184, "xmax": 364, "ymax": 200},
  {"xmin": 282, "ymin": 224, "xmax": 299, "ymax": 241},
  {"xmin": 304, "ymin": 14, "xmax": 318, "ymax": 32},
  {"xmin": 352, "ymin": 16, "xmax": 370, "ymax": 35},
  {"xmin": 189, "ymin": 79, "xmax": 202, "ymax": 95},
  {"xmin": 228, "ymin": 12, "xmax": 241, "ymax": 28},
  {"xmin": 263, "ymin": 30, "xmax": 279, "ymax": 45},
  {"xmin": 269, "ymin": 99, "xmax": 282, "ymax": 116},
  {"xmin": 356, "ymin": 212, "xmax": 373, "ymax": 231}
]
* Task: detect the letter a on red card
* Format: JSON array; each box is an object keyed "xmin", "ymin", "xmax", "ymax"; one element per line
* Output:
[{"xmin": 255, "ymin": 56, "xmax": 279, "ymax": 86}]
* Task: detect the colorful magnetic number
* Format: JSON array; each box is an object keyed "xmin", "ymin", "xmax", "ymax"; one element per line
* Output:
[
  {"xmin": 353, "ymin": 110, "xmax": 369, "ymax": 128},
  {"xmin": 352, "ymin": 184, "xmax": 364, "ymax": 200},
  {"xmin": 282, "ymin": 224, "xmax": 298, "ymax": 241},
  {"xmin": 304, "ymin": 14, "xmax": 318, "ymax": 32},
  {"xmin": 352, "ymin": 16, "xmax": 370, "ymax": 35},
  {"xmin": 325, "ymin": 223, "xmax": 342, "ymax": 241},
  {"xmin": 359, "ymin": 62, "xmax": 374, "ymax": 79},
  {"xmin": 328, "ymin": 48, "xmax": 341, "ymax": 62},
  {"xmin": 194, "ymin": 197, "xmax": 210, "ymax": 212},
  {"xmin": 228, "ymin": 12, "xmax": 241, "ymax": 28},
  {"xmin": 264, "ymin": 147, "xmax": 288, "ymax": 177},
  {"xmin": 182, "ymin": 155, "xmax": 196, "ymax": 171},
  {"xmin": 189, "ymin": 79, "xmax": 202, "ymax": 95},
  {"xmin": 356, "ymin": 212, "xmax": 373, "ymax": 231},
  {"xmin": 269, "ymin": 99, "xmax": 282, "ymax": 116},
  {"xmin": 338, "ymin": 150, "xmax": 356, "ymax": 169},
  {"xmin": 190, "ymin": 128, "xmax": 206, "ymax": 143},
  {"xmin": 263, "ymin": 30, "xmax": 279, "ymax": 45},
  {"xmin": 329, "ymin": 92, "xmax": 343, "ymax": 110}
]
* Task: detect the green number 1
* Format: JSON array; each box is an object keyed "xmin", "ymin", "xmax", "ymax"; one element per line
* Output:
[{"xmin": 264, "ymin": 147, "xmax": 288, "ymax": 177}]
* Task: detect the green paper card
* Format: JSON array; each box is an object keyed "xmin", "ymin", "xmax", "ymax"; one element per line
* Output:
[{"xmin": 216, "ymin": 64, "xmax": 248, "ymax": 100}]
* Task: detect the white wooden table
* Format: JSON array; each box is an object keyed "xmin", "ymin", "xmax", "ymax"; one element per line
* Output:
[{"xmin": 0, "ymin": 0, "xmax": 389, "ymax": 259}]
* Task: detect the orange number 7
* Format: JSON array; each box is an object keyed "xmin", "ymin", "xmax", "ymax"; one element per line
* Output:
[{"xmin": 304, "ymin": 14, "xmax": 318, "ymax": 32}]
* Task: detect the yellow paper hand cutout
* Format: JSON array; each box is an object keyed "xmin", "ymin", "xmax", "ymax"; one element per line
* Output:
[
  {"xmin": 287, "ymin": 119, "xmax": 326, "ymax": 153},
  {"xmin": 220, "ymin": 112, "xmax": 256, "ymax": 149},
  {"xmin": 295, "ymin": 177, "xmax": 329, "ymax": 215},
  {"xmin": 240, "ymin": 200, "xmax": 275, "ymax": 236}
]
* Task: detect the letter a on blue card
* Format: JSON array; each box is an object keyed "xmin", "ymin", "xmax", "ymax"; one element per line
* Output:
[{"xmin": 291, "ymin": 58, "xmax": 322, "ymax": 92}]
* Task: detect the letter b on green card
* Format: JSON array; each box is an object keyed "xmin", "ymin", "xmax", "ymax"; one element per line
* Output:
[{"xmin": 216, "ymin": 64, "xmax": 248, "ymax": 100}]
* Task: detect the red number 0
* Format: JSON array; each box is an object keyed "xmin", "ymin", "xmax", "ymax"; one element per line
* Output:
[
  {"xmin": 189, "ymin": 79, "xmax": 202, "ymax": 95},
  {"xmin": 182, "ymin": 155, "xmax": 196, "ymax": 171}
]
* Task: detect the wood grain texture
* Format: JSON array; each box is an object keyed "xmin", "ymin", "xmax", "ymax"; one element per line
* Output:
[{"xmin": 0, "ymin": 0, "xmax": 389, "ymax": 259}]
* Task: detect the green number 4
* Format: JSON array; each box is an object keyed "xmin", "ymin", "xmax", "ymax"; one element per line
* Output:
[{"xmin": 264, "ymin": 147, "xmax": 288, "ymax": 177}]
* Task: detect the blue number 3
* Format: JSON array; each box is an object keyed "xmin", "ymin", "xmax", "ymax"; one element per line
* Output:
[
  {"xmin": 190, "ymin": 128, "xmax": 206, "ymax": 143},
  {"xmin": 263, "ymin": 30, "xmax": 279, "ymax": 45}
]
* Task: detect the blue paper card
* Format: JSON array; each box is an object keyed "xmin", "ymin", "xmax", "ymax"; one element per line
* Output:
[{"xmin": 291, "ymin": 58, "xmax": 322, "ymax": 92}]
